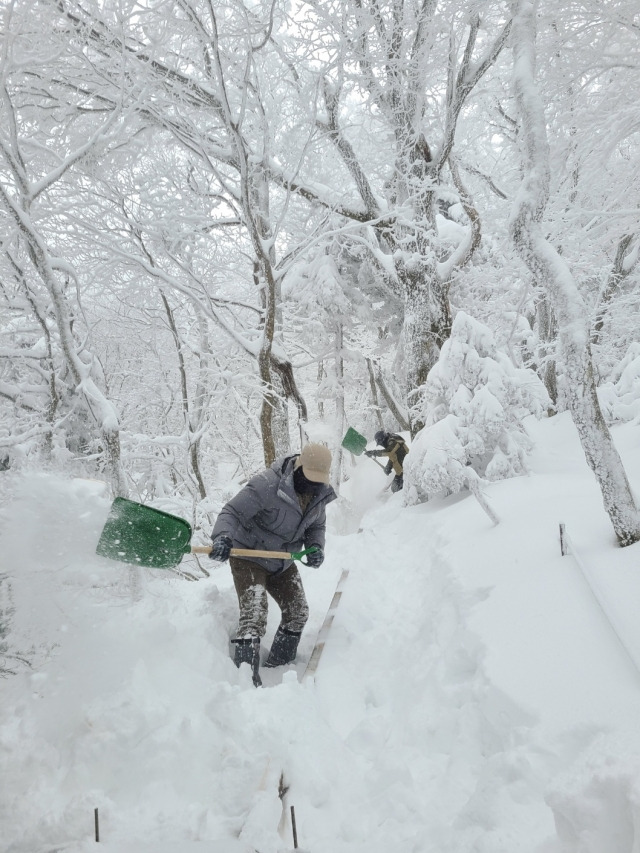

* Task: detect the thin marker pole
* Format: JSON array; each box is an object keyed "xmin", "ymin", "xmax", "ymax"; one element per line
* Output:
[
  {"xmin": 290, "ymin": 805, "xmax": 298, "ymax": 849},
  {"xmin": 559, "ymin": 523, "xmax": 568, "ymax": 556},
  {"xmin": 94, "ymin": 807, "xmax": 100, "ymax": 842}
]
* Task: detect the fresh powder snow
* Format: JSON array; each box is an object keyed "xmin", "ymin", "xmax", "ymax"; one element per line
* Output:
[{"xmin": 2, "ymin": 413, "xmax": 640, "ymax": 852}]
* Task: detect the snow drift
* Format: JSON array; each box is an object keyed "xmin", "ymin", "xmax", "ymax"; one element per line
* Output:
[{"xmin": 2, "ymin": 414, "xmax": 640, "ymax": 852}]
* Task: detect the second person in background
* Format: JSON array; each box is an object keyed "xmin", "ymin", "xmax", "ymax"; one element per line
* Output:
[{"xmin": 366, "ymin": 431, "xmax": 409, "ymax": 492}]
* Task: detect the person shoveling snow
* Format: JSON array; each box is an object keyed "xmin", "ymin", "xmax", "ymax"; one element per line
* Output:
[{"xmin": 209, "ymin": 443, "xmax": 337, "ymax": 686}]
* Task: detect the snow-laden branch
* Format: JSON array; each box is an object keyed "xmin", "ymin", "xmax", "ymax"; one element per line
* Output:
[
  {"xmin": 0, "ymin": 424, "xmax": 53, "ymax": 447},
  {"xmin": 0, "ymin": 138, "xmax": 29, "ymax": 198},
  {"xmin": 437, "ymin": 14, "xmax": 512, "ymax": 175},
  {"xmin": 437, "ymin": 157, "xmax": 482, "ymax": 282},
  {"xmin": 0, "ymin": 345, "xmax": 49, "ymax": 360},
  {"xmin": 318, "ymin": 76, "xmax": 382, "ymax": 218},
  {"xmin": 28, "ymin": 107, "xmax": 125, "ymax": 202},
  {"xmin": 592, "ymin": 233, "xmax": 639, "ymax": 346},
  {"xmin": 0, "ymin": 380, "xmax": 47, "ymax": 412},
  {"xmin": 266, "ymin": 158, "xmax": 390, "ymax": 225},
  {"xmin": 100, "ymin": 233, "xmax": 301, "ymax": 397},
  {"xmin": 49, "ymin": 0, "xmax": 228, "ymax": 118}
]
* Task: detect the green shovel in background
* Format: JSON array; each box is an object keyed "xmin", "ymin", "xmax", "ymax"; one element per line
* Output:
[
  {"xmin": 96, "ymin": 497, "xmax": 318, "ymax": 569},
  {"xmin": 341, "ymin": 427, "xmax": 387, "ymax": 470},
  {"xmin": 341, "ymin": 426, "xmax": 368, "ymax": 455}
]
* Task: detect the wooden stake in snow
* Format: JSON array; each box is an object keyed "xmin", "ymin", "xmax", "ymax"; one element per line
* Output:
[
  {"xmin": 303, "ymin": 569, "xmax": 349, "ymax": 678},
  {"xmin": 275, "ymin": 569, "xmax": 349, "ymax": 849},
  {"xmin": 94, "ymin": 808, "xmax": 99, "ymax": 842},
  {"xmin": 559, "ymin": 523, "xmax": 568, "ymax": 556},
  {"xmin": 465, "ymin": 470, "xmax": 500, "ymax": 526}
]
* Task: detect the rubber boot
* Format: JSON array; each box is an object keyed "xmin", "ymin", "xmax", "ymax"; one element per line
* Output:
[
  {"xmin": 264, "ymin": 626, "xmax": 302, "ymax": 668},
  {"xmin": 232, "ymin": 638, "xmax": 262, "ymax": 687}
]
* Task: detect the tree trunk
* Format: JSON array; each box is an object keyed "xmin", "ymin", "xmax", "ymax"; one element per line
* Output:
[
  {"xmin": 374, "ymin": 365, "xmax": 410, "ymax": 433},
  {"xmin": 399, "ymin": 254, "xmax": 451, "ymax": 436},
  {"xmin": 366, "ymin": 358, "xmax": 384, "ymax": 430},
  {"xmin": 510, "ymin": 0, "xmax": 640, "ymax": 547},
  {"xmin": 592, "ymin": 234, "xmax": 637, "ymax": 347},
  {"xmin": 160, "ymin": 292, "xmax": 207, "ymax": 500},
  {"xmin": 536, "ymin": 294, "xmax": 558, "ymax": 412},
  {"xmin": 331, "ymin": 323, "xmax": 346, "ymax": 489}
]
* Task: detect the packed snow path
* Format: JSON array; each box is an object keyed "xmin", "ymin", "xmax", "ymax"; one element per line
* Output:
[
  {"xmin": 3, "ymin": 415, "xmax": 640, "ymax": 852},
  {"xmin": 3, "ymin": 480, "xmax": 542, "ymax": 853}
]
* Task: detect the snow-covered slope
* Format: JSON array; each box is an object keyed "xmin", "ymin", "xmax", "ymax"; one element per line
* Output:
[{"xmin": 2, "ymin": 413, "xmax": 640, "ymax": 853}]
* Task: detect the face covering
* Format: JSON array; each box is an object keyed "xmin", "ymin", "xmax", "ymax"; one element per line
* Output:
[{"xmin": 293, "ymin": 466, "xmax": 323, "ymax": 495}]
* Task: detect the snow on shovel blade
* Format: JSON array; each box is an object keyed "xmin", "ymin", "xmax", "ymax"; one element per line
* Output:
[
  {"xmin": 96, "ymin": 497, "xmax": 192, "ymax": 569},
  {"xmin": 341, "ymin": 426, "xmax": 368, "ymax": 456}
]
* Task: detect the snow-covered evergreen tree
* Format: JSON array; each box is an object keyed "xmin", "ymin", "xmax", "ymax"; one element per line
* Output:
[{"xmin": 405, "ymin": 312, "xmax": 549, "ymax": 505}]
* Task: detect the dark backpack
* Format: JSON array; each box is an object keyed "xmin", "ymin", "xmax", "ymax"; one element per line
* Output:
[{"xmin": 387, "ymin": 434, "xmax": 408, "ymax": 466}]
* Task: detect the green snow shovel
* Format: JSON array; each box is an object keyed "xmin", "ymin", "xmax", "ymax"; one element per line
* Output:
[
  {"xmin": 96, "ymin": 497, "xmax": 319, "ymax": 569},
  {"xmin": 341, "ymin": 426, "xmax": 368, "ymax": 455},
  {"xmin": 341, "ymin": 427, "xmax": 387, "ymax": 470}
]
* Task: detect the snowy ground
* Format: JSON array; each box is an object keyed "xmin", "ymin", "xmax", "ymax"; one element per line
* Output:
[{"xmin": 2, "ymin": 412, "xmax": 640, "ymax": 852}]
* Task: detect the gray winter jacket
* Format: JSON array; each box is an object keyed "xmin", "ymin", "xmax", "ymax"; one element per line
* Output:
[{"xmin": 211, "ymin": 454, "xmax": 337, "ymax": 574}]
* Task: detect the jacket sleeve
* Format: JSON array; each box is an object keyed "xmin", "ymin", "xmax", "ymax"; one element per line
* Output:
[
  {"xmin": 211, "ymin": 478, "xmax": 266, "ymax": 542},
  {"xmin": 303, "ymin": 504, "xmax": 327, "ymax": 550}
]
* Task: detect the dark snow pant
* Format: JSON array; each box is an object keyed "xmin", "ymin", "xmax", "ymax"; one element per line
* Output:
[
  {"xmin": 391, "ymin": 474, "xmax": 403, "ymax": 493},
  {"xmin": 229, "ymin": 557, "xmax": 309, "ymax": 639}
]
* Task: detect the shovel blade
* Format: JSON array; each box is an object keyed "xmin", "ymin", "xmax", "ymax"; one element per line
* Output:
[
  {"xmin": 96, "ymin": 497, "xmax": 192, "ymax": 569},
  {"xmin": 341, "ymin": 426, "xmax": 368, "ymax": 456}
]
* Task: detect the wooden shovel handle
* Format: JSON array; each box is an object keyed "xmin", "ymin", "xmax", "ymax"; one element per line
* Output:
[{"xmin": 191, "ymin": 546, "xmax": 295, "ymax": 560}]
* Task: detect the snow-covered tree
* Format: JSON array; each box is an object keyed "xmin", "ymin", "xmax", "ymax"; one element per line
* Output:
[
  {"xmin": 302, "ymin": 0, "xmax": 512, "ymax": 434},
  {"xmin": 509, "ymin": 0, "xmax": 640, "ymax": 547},
  {"xmin": 404, "ymin": 312, "xmax": 548, "ymax": 506},
  {"xmin": 0, "ymin": 0, "xmax": 128, "ymax": 494}
]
